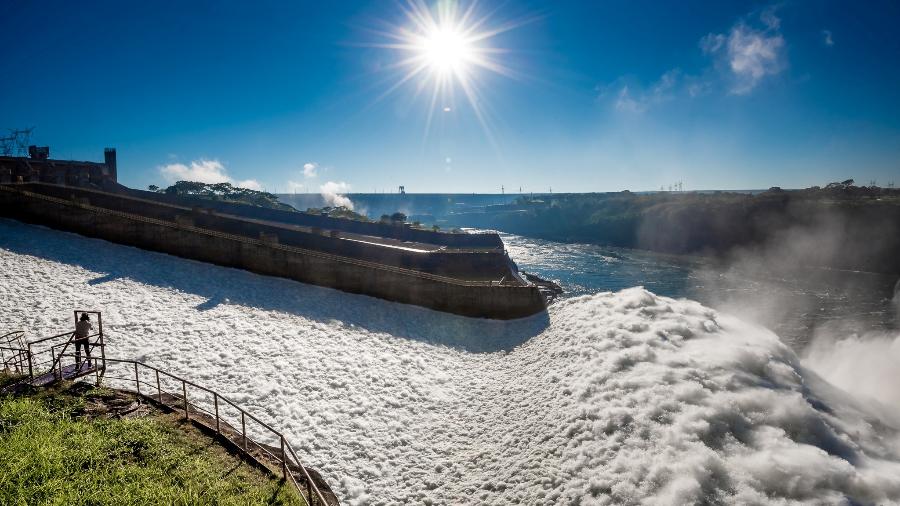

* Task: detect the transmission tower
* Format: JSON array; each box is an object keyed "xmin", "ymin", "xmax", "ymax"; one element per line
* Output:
[{"xmin": 0, "ymin": 127, "xmax": 35, "ymax": 157}]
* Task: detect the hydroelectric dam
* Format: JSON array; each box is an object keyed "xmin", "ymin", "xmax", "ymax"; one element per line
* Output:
[{"xmin": 0, "ymin": 148, "xmax": 549, "ymax": 319}]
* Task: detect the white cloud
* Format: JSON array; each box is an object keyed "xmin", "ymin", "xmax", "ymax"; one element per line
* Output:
[
  {"xmin": 822, "ymin": 29, "xmax": 834, "ymax": 46},
  {"xmin": 700, "ymin": 33, "xmax": 726, "ymax": 53},
  {"xmin": 286, "ymin": 181, "xmax": 307, "ymax": 193},
  {"xmin": 302, "ymin": 162, "xmax": 318, "ymax": 179},
  {"xmin": 727, "ymin": 26, "xmax": 785, "ymax": 93},
  {"xmin": 760, "ymin": 5, "xmax": 781, "ymax": 30},
  {"xmin": 702, "ymin": 9, "xmax": 787, "ymax": 95},
  {"xmin": 158, "ymin": 158, "xmax": 262, "ymax": 191},
  {"xmin": 160, "ymin": 159, "xmax": 231, "ymax": 184},
  {"xmin": 235, "ymin": 179, "xmax": 262, "ymax": 191},
  {"xmin": 609, "ymin": 69, "xmax": 682, "ymax": 113},
  {"xmin": 599, "ymin": 7, "xmax": 789, "ymax": 111},
  {"xmin": 614, "ymin": 85, "xmax": 643, "ymax": 113},
  {"xmin": 320, "ymin": 181, "xmax": 354, "ymax": 209}
]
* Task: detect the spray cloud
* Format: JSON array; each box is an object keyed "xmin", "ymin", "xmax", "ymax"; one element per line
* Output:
[{"xmin": 319, "ymin": 181, "xmax": 354, "ymax": 210}]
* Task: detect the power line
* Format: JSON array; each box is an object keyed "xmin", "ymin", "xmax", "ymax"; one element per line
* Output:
[{"xmin": 0, "ymin": 127, "xmax": 35, "ymax": 157}]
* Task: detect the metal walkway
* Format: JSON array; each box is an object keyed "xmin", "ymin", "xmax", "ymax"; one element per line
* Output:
[{"xmin": 28, "ymin": 361, "xmax": 100, "ymax": 387}]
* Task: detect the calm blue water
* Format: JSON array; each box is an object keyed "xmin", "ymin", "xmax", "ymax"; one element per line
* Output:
[{"xmin": 499, "ymin": 232, "xmax": 900, "ymax": 351}]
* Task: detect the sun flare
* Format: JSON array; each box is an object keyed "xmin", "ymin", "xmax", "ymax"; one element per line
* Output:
[
  {"xmin": 420, "ymin": 26, "xmax": 473, "ymax": 74},
  {"xmin": 371, "ymin": 0, "xmax": 528, "ymax": 140}
]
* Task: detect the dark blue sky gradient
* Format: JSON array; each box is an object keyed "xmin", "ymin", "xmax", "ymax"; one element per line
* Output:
[{"xmin": 2, "ymin": 0, "xmax": 898, "ymax": 192}]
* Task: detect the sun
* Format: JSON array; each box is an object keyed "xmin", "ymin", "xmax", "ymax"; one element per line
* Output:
[
  {"xmin": 369, "ymin": 0, "xmax": 528, "ymax": 140},
  {"xmin": 420, "ymin": 26, "xmax": 474, "ymax": 75}
]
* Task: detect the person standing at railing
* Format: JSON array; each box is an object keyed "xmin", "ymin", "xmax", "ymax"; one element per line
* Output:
[{"xmin": 74, "ymin": 313, "xmax": 93, "ymax": 367}]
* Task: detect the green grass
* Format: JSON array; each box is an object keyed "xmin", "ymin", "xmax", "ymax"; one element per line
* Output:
[{"xmin": 0, "ymin": 381, "xmax": 302, "ymax": 505}]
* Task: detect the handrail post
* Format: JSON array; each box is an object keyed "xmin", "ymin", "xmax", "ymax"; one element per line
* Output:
[
  {"xmin": 182, "ymin": 381, "xmax": 189, "ymax": 420},
  {"xmin": 155, "ymin": 369, "xmax": 162, "ymax": 403},
  {"xmin": 27, "ymin": 343, "xmax": 33, "ymax": 379},
  {"xmin": 98, "ymin": 313, "xmax": 105, "ymax": 371},
  {"xmin": 280, "ymin": 435, "xmax": 287, "ymax": 480},
  {"xmin": 213, "ymin": 393, "xmax": 220, "ymax": 435},
  {"xmin": 241, "ymin": 412, "xmax": 247, "ymax": 450},
  {"xmin": 308, "ymin": 479, "xmax": 313, "ymax": 506},
  {"xmin": 51, "ymin": 347, "xmax": 57, "ymax": 380},
  {"xmin": 134, "ymin": 362, "xmax": 140, "ymax": 396}
]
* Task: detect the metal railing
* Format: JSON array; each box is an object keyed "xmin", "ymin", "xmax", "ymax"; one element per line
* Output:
[
  {"xmin": 1, "ymin": 317, "xmax": 332, "ymax": 504},
  {"xmin": 0, "ymin": 331, "xmax": 28, "ymax": 374},
  {"xmin": 9, "ymin": 329, "xmax": 105, "ymax": 382},
  {"xmin": 60, "ymin": 355, "xmax": 330, "ymax": 506}
]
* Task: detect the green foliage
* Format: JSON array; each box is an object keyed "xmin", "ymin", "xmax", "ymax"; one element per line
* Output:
[
  {"xmin": 158, "ymin": 181, "xmax": 296, "ymax": 212},
  {"xmin": 307, "ymin": 206, "xmax": 371, "ymax": 222},
  {"xmin": 0, "ymin": 389, "xmax": 300, "ymax": 505}
]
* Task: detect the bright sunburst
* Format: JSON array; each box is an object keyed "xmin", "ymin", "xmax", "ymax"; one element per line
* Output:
[
  {"xmin": 420, "ymin": 25, "xmax": 473, "ymax": 74},
  {"xmin": 371, "ymin": 0, "xmax": 526, "ymax": 139}
]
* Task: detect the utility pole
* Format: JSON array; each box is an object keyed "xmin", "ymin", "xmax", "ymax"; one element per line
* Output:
[{"xmin": 0, "ymin": 127, "xmax": 35, "ymax": 157}]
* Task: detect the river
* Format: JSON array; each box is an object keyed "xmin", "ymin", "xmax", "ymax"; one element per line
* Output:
[{"xmin": 499, "ymin": 231, "xmax": 900, "ymax": 351}]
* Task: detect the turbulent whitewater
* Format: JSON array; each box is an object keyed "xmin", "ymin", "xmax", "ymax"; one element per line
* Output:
[{"xmin": 3, "ymin": 218, "xmax": 900, "ymax": 505}]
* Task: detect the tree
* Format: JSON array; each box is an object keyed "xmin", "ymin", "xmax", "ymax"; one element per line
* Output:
[
  {"xmin": 148, "ymin": 185, "xmax": 160, "ymax": 192},
  {"xmin": 390, "ymin": 212, "xmax": 407, "ymax": 223},
  {"xmin": 155, "ymin": 181, "xmax": 295, "ymax": 211}
]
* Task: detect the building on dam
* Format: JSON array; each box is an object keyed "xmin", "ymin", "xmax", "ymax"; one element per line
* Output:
[{"xmin": 0, "ymin": 145, "xmax": 120, "ymax": 190}]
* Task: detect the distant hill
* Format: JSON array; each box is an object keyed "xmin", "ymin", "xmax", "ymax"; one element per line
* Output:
[{"xmin": 445, "ymin": 183, "xmax": 900, "ymax": 274}]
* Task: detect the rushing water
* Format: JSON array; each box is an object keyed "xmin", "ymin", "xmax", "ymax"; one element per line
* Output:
[
  {"xmin": 5, "ymin": 219, "xmax": 900, "ymax": 503},
  {"xmin": 500, "ymin": 232, "xmax": 900, "ymax": 351}
]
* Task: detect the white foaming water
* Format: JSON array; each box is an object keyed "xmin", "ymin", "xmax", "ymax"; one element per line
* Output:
[
  {"xmin": 805, "ymin": 333, "xmax": 900, "ymax": 421},
  {"xmin": 801, "ymin": 280, "xmax": 900, "ymax": 425},
  {"xmin": 3, "ymin": 219, "xmax": 900, "ymax": 504}
]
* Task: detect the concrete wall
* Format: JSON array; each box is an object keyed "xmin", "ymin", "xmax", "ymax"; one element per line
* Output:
[
  {"xmin": 0, "ymin": 185, "xmax": 546, "ymax": 319},
  {"xmin": 17, "ymin": 184, "xmax": 515, "ymax": 281},
  {"xmin": 119, "ymin": 187, "xmax": 504, "ymax": 249}
]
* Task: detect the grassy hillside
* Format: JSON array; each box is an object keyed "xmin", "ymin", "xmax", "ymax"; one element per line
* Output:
[{"xmin": 0, "ymin": 378, "xmax": 301, "ymax": 505}]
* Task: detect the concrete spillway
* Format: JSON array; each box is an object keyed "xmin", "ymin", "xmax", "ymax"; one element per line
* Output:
[{"xmin": 0, "ymin": 183, "xmax": 547, "ymax": 319}]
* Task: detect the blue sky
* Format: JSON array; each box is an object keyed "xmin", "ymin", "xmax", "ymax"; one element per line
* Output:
[{"xmin": 2, "ymin": 0, "xmax": 898, "ymax": 193}]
